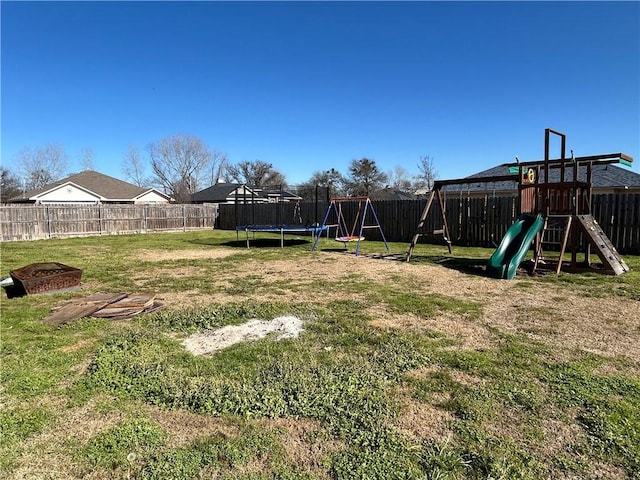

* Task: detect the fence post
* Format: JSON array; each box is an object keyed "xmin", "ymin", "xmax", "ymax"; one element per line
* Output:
[
  {"xmin": 45, "ymin": 205, "xmax": 52, "ymax": 239},
  {"xmin": 183, "ymin": 204, "xmax": 187, "ymax": 232}
]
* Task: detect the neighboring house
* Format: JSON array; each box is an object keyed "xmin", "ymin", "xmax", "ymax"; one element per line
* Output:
[
  {"xmin": 413, "ymin": 186, "xmax": 431, "ymax": 197},
  {"xmin": 191, "ymin": 183, "xmax": 302, "ymax": 204},
  {"xmin": 370, "ymin": 188, "xmax": 417, "ymax": 201},
  {"xmin": 441, "ymin": 163, "xmax": 640, "ymax": 196},
  {"xmin": 8, "ymin": 170, "xmax": 172, "ymax": 205}
]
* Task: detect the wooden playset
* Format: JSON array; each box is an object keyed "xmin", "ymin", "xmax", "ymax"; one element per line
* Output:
[{"xmin": 407, "ymin": 128, "xmax": 634, "ymax": 277}]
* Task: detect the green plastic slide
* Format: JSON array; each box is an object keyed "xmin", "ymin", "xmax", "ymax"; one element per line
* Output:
[{"xmin": 486, "ymin": 213, "xmax": 544, "ymax": 280}]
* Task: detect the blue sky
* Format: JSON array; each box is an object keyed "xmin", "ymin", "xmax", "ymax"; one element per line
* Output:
[{"xmin": 2, "ymin": 1, "xmax": 639, "ymax": 187}]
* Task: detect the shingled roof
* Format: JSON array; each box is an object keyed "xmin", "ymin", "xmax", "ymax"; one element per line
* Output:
[
  {"xmin": 441, "ymin": 163, "xmax": 640, "ymax": 194},
  {"xmin": 191, "ymin": 183, "xmax": 302, "ymax": 203},
  {"xmin": 190, "ymin": 183, "xmax": 244, "ymax": 203},
  {"xmin": 370, "ymin": 188, "xmax": 417, "ymax": 201},
  {"xmin": 9, "ymin": 170, "xmax": 169, "ymax": 203}
]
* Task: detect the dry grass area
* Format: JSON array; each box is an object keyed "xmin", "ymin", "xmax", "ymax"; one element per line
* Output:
[
  {"xmin": 138, "ymin": 248, "xmax": 640, "ymax": 365},
  {"xmin": 134, "ymin": 248, "xmax": 249, "ymax": 262}
]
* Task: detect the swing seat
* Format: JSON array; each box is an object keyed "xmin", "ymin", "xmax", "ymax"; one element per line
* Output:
[
  {"xmin": 432, "ymin": 228, "xmax": 451, "ymax": 244},
  {"xmin": 335, "ymin": 236, "xmax": 365, "ymax": 243}
]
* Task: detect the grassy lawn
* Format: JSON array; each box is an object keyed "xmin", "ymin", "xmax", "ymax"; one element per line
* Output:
[{"xmin": 1, "ymin": 230, "xmax": 639, "ymax": 479}]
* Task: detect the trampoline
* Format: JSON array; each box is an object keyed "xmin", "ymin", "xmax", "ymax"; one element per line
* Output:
[{"xmin": 236, "ymin": 224, "xmax": 328, "ymax": 248}]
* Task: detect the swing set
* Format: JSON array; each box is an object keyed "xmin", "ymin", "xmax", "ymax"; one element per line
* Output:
[{"xmin": 312, "ymin": 197, "xmax": 390, "ymax": 255}]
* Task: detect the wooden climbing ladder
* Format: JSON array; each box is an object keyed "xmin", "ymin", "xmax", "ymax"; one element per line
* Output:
[
  {"xmin": 576, "ymin": 214, "xmax": 629, "ymax": 275},
  {"xmin": 534, "ymin": 215, "xmax": 573, "ymax": 274}
]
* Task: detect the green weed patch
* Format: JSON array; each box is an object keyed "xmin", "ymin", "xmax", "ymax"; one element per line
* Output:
[
  {"xmin": 544, "ymin": 359, "xmax": 640, "ymax": 475},
  {"xmin": 386, "ymin": 292, "xmax": 482, "ymax": 320},
  {"xmin": 81, "ymin": 417, "xmax": 168, "ymax": 470},
  {"xmin": 81, "ymin": 420, "xmax": 297, "ymax": 479},
  {"xmin": 0, "ymin": 405, "xmax": 52, "ymax": 471}
]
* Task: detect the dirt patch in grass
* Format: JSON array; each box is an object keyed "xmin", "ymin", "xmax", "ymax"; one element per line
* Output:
[
  {"xmin": 406, "ymin": 365, "xmax": 442, "ymax": 379},
  {"xmin": 60, "ymin": 338, "xmax": 95, "ymax": 353},
  {"xmin": 131, "ymin": 265, "xmax": 208, "ymax": 287},
  {"xmin": 133, "ymin": 248, "xmax": 245, "ymax": 262},
  {"xmin": 394, "ymin": 398, "xmax": 454, "ymax": 443},
  {"xmin": 153, "ymin": 290, "xmax": 232, "ymax": 308},
  {"xmin": 157, "ymin": 266, "xmax": 206, "ymax": 277},
  {"xmin": 368, "ymin": 309, "xmax": 495, "ymax": 351},
  {"xmin": 584, "ymin": 463, "xmax": 628, "ymax": 480},
  {"xmin": 540, "ymin": 417, "xmax": 586, "ymax": 458},
  {"xmin": 144, "ymin": 406, "xmax": 239, "ymax": 448},
  {"xmin": 257, "ymin": 418, "xmax": 340, "ymax": 479}
]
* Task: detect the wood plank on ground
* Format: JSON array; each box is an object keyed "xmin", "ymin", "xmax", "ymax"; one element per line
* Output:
[
  {"xmin": 91, "ymin": 294, "xmax": 157, "ymax": 319},
  {"xmin": 43, "ymin": 292, "xmax": 128, "ymax": 326}
]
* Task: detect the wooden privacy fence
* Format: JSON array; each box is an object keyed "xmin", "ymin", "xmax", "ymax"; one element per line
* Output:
[
  {"xmin": 217, "ymin": 193, "xmax": 640, "ymax": 254},
  {"xmin": 0, "ymin": 204, "xmax": 218, "ymax": 241}
]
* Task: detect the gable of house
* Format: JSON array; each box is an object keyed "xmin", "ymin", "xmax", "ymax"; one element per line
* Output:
[
  {"xmin": 134, "ymin": 190, "xmax": 173, "ymax": 204},
  {"xmin": 9, "ymin": 170, "xmax": 171, "ymax": 204},
  {"xmin": 191, "ymin": 183, "xmax": 263, "ymax": 204},
  {"xmin": 191, "ymin": 183, "xmax": 302, "ymax": 204},
  {"xmin": 26, "ymin": 182, "xmax": 103, "ymax": 204}
]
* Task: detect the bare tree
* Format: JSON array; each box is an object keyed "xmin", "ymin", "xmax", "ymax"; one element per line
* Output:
[
  {"xmin": 17, "ymin": 143, "xmax": 69, "ymax": 190},
  {"xmin": 345, "ymin": 157, "xmax": 388, "ymax": 197},
  {"xmin": 415, "ymin": 155, "xmax": 438, "ymax": 191},
  {"xmin": 388, "ymin": 165, "xmax": 413, "ymax": 191},
  {"xmin": 210, "ymin": 154, "xmax": 230, "ymax": 185},
  {"xmin": 1, "ymin": 167, "xmax": 23, "ymax": 202},
  {"xmin": 79, "ymin": 147, "xmax": 95, "ymax": 171},
  {"xmin": 225, "ymin": 160, "xmax": 287, "ymax": 187},
  {"xmin": 122, "ymin": 145, "xmax": 149, "ymax": 187},
  {"xmin": 147, "ymin": 134, "xmax": 219, "ymax": 203}
]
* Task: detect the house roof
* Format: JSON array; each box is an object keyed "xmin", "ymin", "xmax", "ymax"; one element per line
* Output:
[
  {"xmin": 371, "ymin": 188, "xmax": 417, "ymax": 201},
  {"xmin": 261, "ymin": 188, "xmax": 302, "ymax": 200},
  {"xmin": 191, "ymin": 183, "xmax": 302, "ymax": 203},
  {"xmin": 191, "ymin": 183, "xmax": 255, "ymax": 203},
  {"xmin": 441, "ymin": 163, "xmax": 640, "ymax": 193},
  {"xmin": 9, "ymin": 170, "xmax": 168, "ymax": 202}
]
